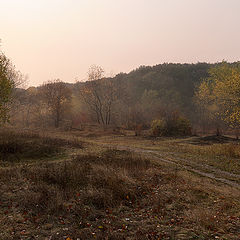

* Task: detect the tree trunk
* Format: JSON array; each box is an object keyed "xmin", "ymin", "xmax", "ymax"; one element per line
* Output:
[{"xmin": 55, "ymin": 110, "xmax": 60, "ymax": 128}]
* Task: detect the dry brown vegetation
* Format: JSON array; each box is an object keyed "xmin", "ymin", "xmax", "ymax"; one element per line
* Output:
[
  {"xmin": 0, "ymin": 130, "xmax": 83, "ymax": 163},
  {"xmin": 90, "ymin": 133, "xmax": 240, "ymax": 174},
  {"xmin": 0, "ymin": 130, "xmax": 240, "ymax": 239},
  {"xmin": 174, "ymin": 137, "xmax": 240, "ymax": 174}
]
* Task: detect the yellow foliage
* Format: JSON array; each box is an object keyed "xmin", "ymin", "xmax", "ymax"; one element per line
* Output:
[{"xmin": 196, "ymin": 62, "xmax": 240, "ymax": 127}]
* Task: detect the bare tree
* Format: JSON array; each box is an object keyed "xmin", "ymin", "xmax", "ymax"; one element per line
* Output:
[
  {"xmin": 40, "ymin": 79, "xmax": 72, "ymax": 128},
  {"xmin": 78, "ymin": 65, "xmax": 118, "ymax": 126}
]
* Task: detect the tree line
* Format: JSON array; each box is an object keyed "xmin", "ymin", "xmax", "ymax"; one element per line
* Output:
[{"xmin": 1, "ymin": 49, "xmax": 240, "ymax": 136}]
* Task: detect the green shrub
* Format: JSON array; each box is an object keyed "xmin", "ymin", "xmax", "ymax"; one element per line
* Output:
[
  {"xmin": 151, "ymin": 114, "xmax": 191, "ymax": 137},
  {"xmin": 165, "ymin": 116, "xmax": 192, "ymax": 136}
]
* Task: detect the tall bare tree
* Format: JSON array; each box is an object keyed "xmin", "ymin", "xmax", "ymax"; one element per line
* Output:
[
  {"xmin": 40, "ymin": 79, "xmax": 72, "ymax": 128},
  {"xmin": 78, "ymin": 65, "xmax": 117, "ymax": 126}
]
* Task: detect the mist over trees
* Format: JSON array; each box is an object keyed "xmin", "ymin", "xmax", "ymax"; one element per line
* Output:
[{"xmin": 6, "ymin": 62, "xmax": 240, "ymax": 136}]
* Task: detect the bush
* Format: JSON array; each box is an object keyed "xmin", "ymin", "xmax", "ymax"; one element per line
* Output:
[
  {"xmin": 166, "ymin": 115, "xmax": 192, "ymax": 136},
  {"xmin": 151, "ymin": 113, "xmax": 192, "ymax": 137},
  {"xmin": 151, "ymin": 119, "xmax": 166, "ymax": 137}
]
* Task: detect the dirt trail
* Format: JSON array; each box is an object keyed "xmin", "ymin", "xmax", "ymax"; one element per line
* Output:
[
  {"xmin": 102, "ymin": 144, "xmax": 240, "ymax": 190},
  {"xmin": 1, "ymin": 138, "xmax": 240, "ymax": 190}
]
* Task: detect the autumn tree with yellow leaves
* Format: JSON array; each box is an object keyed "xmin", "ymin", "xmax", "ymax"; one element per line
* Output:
[{"xmin": 196, "ymin": 62, "xmax": 240, "ymax": 135}]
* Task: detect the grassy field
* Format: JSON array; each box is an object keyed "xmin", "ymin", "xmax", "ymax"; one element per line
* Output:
[
  {"xmin": 0, "ymin": 128, "xmax": 240, "ymax": 239},
  {"xmin": 80, "ymin": 133, "xmax": 240, "ymax": 175}
]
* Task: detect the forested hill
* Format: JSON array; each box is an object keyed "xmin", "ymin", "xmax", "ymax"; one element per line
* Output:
[
  {"xmin": 12, "ymin": 62, "xmax": 240, "ymax": 129},
  {"xmin": 112, "ymin": 63, "xmax": 211, "ymax": 115},
  {"xmin": 106, "ymin": 62, "xmax": 236, "ymax": 118}
]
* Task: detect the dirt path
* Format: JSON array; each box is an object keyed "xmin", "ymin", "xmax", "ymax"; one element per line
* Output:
[
  {"xmin": 101, "ymin": 143, "xmax": 240, "ymax": 190},
  {"xmin": 2, "ymin": 138, "xmax": 240, "ymax": 190}
]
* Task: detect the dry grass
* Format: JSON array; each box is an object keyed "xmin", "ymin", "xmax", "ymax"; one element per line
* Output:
[
  {"xmin": 204, "ymin": 143, "xmax": 240, "ymax": 158},
  {"xmin": 85, "ymin": 133, "xmax": 240, "ymax": 174},
  {"xmin": 0, "ymin": 129, "xmax": 83, "ymax": 162},
  {"xmin": 107, "ymin": 134, "xmax": 240, "ymax": 174},
  {"xmin": 0, "ymin": 149, "xmax": 239, "ymax": 239},
  {"xmin": 177, "ymin": 142, "xmax": 240, "ymax": 173}
]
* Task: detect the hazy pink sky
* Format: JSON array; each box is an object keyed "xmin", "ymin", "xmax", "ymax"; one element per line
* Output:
[{"xmin": 1, "ymin": 0, "xmax": 240, "ymax": 86}]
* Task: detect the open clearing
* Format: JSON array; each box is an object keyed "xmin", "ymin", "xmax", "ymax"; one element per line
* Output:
[{"xmin": 0, "ymin": 129, "xmax": 240, "ymax": 240}]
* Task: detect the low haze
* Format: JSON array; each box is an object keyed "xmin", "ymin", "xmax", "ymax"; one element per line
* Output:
[
  {"xmin": 1, "ymin": 1, "xmax": 240, "ymax": 238},
  {"xmin": 1, "ymin": 0, "xmax": 240, "ymax": 86}
]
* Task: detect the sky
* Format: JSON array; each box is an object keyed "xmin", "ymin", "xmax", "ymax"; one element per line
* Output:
[{"xmin": 0, "ymin": 0, "xmax": 240, "ymax": 86}]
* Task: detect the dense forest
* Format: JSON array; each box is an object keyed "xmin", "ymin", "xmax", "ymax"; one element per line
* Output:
[{"xmin": 4, "ymin": 61, "xmax": 240, "ymax": 136}]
